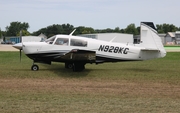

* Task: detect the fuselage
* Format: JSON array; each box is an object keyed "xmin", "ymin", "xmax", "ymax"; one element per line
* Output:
[{"xmin": 20, "ymin": 34, "xmax": 159, "ymax": 64}]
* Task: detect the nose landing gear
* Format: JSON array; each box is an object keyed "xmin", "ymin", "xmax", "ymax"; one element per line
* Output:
[{"xmin": 31, "ymin": 64, "xmax": 39, "ymax": 71}]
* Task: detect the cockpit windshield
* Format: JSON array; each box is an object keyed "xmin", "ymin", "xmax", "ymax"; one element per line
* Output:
[
  {"xmin": 54, "ymin": 38, "xmax": 69, "ymax": 46},
  {"xmin": 45, "ymin": 36, "xmax": 56, "ymax": 44},
  {"xmin": 45, "ymin": 35, "xmax": 87, "ymax": 47}
]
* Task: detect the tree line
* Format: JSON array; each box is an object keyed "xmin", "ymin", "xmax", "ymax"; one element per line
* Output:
[{"xmin": 1, "ymin": 21, "xmax": 180, "ymax": 38}]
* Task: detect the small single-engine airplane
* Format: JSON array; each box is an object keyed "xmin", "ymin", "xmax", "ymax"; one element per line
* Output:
[{"xmin": 13, "ymin": 22, "xmax": 166, "ymax": 72}]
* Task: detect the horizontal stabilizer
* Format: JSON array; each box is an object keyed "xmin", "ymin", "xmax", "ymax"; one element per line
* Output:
[{"xmin": 141, "ymin": 48, "xmax": 159, "ymax": 51}]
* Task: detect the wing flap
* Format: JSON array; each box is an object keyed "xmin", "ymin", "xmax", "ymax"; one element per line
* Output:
[{"xmin": 61, "ymin": 49, "xmax": 96, "ymax": 62}]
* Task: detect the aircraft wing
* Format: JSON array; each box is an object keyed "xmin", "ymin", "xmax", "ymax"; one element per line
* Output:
[{"xmin": 60, "ymin": 49, "xmax": 96, "ymax": 62}]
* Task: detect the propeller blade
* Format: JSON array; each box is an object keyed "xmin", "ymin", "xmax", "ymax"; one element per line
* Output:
[
  {"xmin": 20, "ymin": 49, "xmax": 22, "ymax": 62},
  {"xmin": 20, "ymin": 30, "xmax": 22, "ymax": 62},
  {"xmin": 20, "ymin": 30, "xmax": 22, "ymax": 43}
]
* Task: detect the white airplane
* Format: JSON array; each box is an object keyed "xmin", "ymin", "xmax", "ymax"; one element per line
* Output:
[{"xmin": 13, "ymin": 22, "xmax": 166, "ymax": 72}]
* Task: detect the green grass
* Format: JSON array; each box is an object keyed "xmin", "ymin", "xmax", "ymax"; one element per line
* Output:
[
  {"xmin": 164, "ymin": 45, "xmax": 180, "ymax": 47},
  {"xmin": 0, "ymin": 52, "xmax": 180, "ymax": 113},
  {"xmin": 165, "ymin": 46, "xmax": 180, "ymax": 50}
]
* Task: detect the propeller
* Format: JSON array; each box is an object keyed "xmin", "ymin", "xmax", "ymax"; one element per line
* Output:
[{"xmin": 19, "ymin": 30, "xmax": 22, "ymax": 62}]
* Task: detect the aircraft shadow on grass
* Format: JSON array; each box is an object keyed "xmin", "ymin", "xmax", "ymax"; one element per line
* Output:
[
  {"xmin": 36, "ymin": 64, "xmax": 91, "ymax": 78},
  {"xmin": 123, "ymin": 68, "xmax": 153, "ymax": 73},
  {"xmin": 13, "ymin": 64, "xmax": 155, "ymax": 78}
]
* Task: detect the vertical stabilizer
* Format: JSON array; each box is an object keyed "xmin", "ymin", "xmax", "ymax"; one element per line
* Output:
[{"xmin": 140, "ymin": 22, "xmax": 166, "ymax": 58}]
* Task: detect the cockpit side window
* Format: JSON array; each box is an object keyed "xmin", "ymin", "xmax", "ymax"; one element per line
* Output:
[
  {"xmin": 54, "ymin": 38, "xmax": 69, "ymax": 46},
  {"xmin": 45, "ymin": 36, "xmax": 56, "ymax": 44},
  {"xmin": 70, "ymin": 39, "xmax": 87, "ymax": 47}
]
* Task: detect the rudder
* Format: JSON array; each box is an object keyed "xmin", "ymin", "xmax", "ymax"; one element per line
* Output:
[{"xmin": 140, "ymin": 22, "xmax": 166, "ymax": 58}]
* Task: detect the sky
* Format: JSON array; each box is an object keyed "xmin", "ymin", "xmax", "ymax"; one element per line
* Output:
[{"xmin": 0, "ymin": 0, "xmax": 180, "ymax": 33}]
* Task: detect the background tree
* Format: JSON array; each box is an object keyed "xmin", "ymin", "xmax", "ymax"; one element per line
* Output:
[
  {"xmin": 46, "ymin": 24, "xmax": 63, "ymax": 37},
  {"xmin": 114, "ymin": 27, "xmax": 120, "ymax": 33},
  {"xmin": 136, "ymin": 26, "xmax": 140, "ymax": 35},
  {"xmin": 29, "ymin": 22, "xmax": 180, "ymax": 38},
  {"xmin": 32, "ymin": 24, "xmax": 74, "ymax": 38},
  {"xmin": 119, "ymin": 29, "xmax": 125, "ymax": 33},
  {"xmin": 125, "ymin": 24, "xmax": 138, "ymax": 35},
  {"xmin": 74, "ymin": 26, "xmax": 86, "ymax": 35},
  {"xmin": 75, "ymin": 26, "xmax": 94, "ymax": 35},
  {"xmin": 95, "ymin": 27, "xmax": 127, "ymax": 34},
  {"xmin": 17, "ymin": 30, "xmax": 30, "ymax": 36},
  {"xmin": 61, "ymin": 23, "xmax": 74, "ymax": 34},
  {"xmin": 6, "ymin": 21, "xmax": 29, "ymax": 36},
  {"xmin": 156, "ymin": 24, "xmax": 179, "ymax": 33},
  {"xmin": 82, "ymin": 27, "xmax": 94, "ymax": 34},
  {"xmin": 0, "ymin": 28, "xmax": 2, "ymax": 39},
  {"xmin": 32, "ymin": 28, "xmax": 47, "ymax": 36}
]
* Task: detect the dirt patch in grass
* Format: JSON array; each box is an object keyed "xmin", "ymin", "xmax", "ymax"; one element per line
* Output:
[{"xmin": 1, "ymin": 78, "xmax": 179, "ymax": 98}]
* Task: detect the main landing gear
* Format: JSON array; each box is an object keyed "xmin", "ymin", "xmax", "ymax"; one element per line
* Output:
[
  {"xmin": 65, "ymin": 62, "xmax": 74, "ymax": 69},
  {"xmin": 65, "ymin": 62, "xmax": 85, "ymax": 72}
]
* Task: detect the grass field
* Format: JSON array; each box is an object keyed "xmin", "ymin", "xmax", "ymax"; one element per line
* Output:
[{"xmin": 0, "ymin": 52, "xmax": 180, "ymax": 113}]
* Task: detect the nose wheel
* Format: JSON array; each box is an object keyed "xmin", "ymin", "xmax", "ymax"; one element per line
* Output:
[{"xmin": 31, "ymin": 64, "xmax": 39, "ymax": 71}]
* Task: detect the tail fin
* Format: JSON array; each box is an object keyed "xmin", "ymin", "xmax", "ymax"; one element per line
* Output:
[{"xmin": 140, "ymin": 22, "xmax": 166, "ymax": 58}]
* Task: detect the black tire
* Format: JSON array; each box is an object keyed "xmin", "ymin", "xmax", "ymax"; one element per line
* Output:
[
  {"xmin": 72, "ymin": 63, "xmax": 77, "ymax": 72},
  {"xmin": 72, "ymin": 63, "xmax": 85, "ymax": 72},
  {"xmin": 31, "ymin": 64, "xmax": 39, "ymax": 71},
  {"xmin": 65, "ymin": 62, "xmax": 73, "ymax": 69}
]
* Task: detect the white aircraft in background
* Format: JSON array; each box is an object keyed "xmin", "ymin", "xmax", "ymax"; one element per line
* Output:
[{"xmin": 13, "ymin": 22, "xmax": 166, "ymax": 72}]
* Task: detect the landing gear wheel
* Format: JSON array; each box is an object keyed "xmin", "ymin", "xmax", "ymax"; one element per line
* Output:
[
  {"xmin": 72, "ymin": 63, "xmax": 85, "ymax": 72},
  {"xmin": 65, "ymin": 63, "xmax": 73, "ymax": 69},
  {"xmin": 31, "ymin": 64, "xmax": 39, "ymax": 71}
]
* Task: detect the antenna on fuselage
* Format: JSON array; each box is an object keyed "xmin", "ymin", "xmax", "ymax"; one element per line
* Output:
[
  {"xmin": 109, "ymin": 36, "xmax": 116, "ymax": 42},
  {"xmin": 69, "ymin": 29, "xmax": 76, "ymax": 36}
]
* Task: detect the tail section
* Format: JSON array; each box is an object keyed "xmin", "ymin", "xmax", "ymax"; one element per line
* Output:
[{"xmin": 140, "ymin": 22, "xmax": 166, "ymax": 59}]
